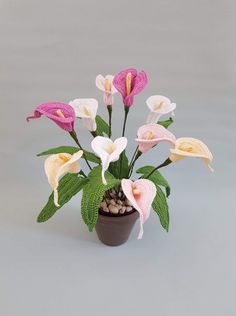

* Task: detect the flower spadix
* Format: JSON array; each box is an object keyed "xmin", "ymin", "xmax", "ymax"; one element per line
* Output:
[
  {"xmin": 44, "ymin": 150, "xmax": 83, "ymax": 207},
  {"xmin": 121, "ymin": 179, "xmax": 156, "ymax": 239},
  {"xmin": 146, "ymin": 95, "xmax": 176, "ymax": 123},
  {"xmin": 26, "ymin": 102, "xmax": 75, "ymax": 132},
  {"xmin": 113, "ymin": 68, "xmax": 148, "ymax": 107},
  {"xmin": 136, "ymin": 123, "xmax": 176, "ymax": 153},
  {"xmin": 91, "ymin": 136, "xmax": 127, "ymax": 185},
  {"xmin": 69, "ymin": 98, "xmax": 98, "ymax": 132},
  {"xmin": 169, "ymin": 137, "xmax": 213, "ymax": 171},
  {"xmin": 95, "ymin": 75, "xmax": 117, "ymax": 105}
]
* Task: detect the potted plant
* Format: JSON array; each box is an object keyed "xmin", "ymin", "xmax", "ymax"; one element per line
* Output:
[{"xmin": 26, "ymin": 68, "xmax": 213, "ymax": 246}]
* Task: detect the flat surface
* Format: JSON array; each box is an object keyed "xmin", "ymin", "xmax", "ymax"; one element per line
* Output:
[{"xmin": 0, "ymin": 1, "xmax": 235, "ymax": 315}]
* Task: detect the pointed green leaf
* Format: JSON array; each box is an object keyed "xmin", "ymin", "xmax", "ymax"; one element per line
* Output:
[
  {"xmin": 96, "ymin": 115, "xmax": 110, "ymax": 136},
  {"xmin": 152, "ymin": 186, "xmax": 169, "ymax": 231},
  {"xmin": 81, "ymin": 166, "xmax": 120, "ymax": 231},
  {"xmin": 158, "ymin": 117, "xmax": 173, "ymax": 129},
  {"xmin": 109, "ymin": 151, "xmax": 129, "ymax": 179},
  {"xmin": 136, "ymin": 165, "xmax": 171, "ymax": 197},
  {"xmin": 37, "ymin": 146, "xmax": 100, "ymax": 164},
  {"xmin": 37, "ymin": 174, "xmax": 88, "ymax": 222}
]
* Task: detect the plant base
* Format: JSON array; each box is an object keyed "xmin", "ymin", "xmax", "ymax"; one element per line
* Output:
[{"xmin": 95, "ymin": 209, "xmax": 139, "ymax": 246}]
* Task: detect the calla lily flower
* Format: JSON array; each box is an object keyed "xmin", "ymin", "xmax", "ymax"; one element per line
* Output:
[
  {"xmin": 26, "ymin": 102, "xmax": 75, "ymax": 132},
  {"xmin": 169, "ymin": 137, "xmax": 213, "ymax": 171},
  {"xmin": 113, "ymin": 68, "xmax": 148, "ymax": 107},
  {"xmin": 91, "ymin": 136, "xmax": 127, "ymax": 185},
  {"xmin": 95, "ymin": 75, "xmax": 118, "ymax": 105},
  {"xmin": 69, "ymin": 98, "xmax": 98, "ymax": 132},
  {"xmin": 136, "ymin": 123, "xmax": 176, "ymax": 153},
  {"xmin": 121, "ymin": 179, "xmax": 156, "ymax": 239},
  {"xmin": 44, "ymin": 150, "xmax": 83, "ymax": 207},
  {"xmin": 146, "ymin": 95, "xmax": 176, "ymax": 123}
]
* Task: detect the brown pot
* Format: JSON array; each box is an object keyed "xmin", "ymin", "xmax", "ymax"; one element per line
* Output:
[{"xmin": 95, "ymin": 209, "xmax": 139, "ymax": 246}]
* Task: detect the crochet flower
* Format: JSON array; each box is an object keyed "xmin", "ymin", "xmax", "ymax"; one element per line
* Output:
[
  {"xmin": 91, "ymin": 136, "xmax": 127, "ymax": 185},
  {"xmin": 26, "ymin": 102, "xmax": 75, "ymax": 132},
  {"xmin": 44, "ymin": 150, "xmax": 83, "ymax": 207},
  {"xmin": 121, "ymin": 179, "xmax": 156, "ymax": 239},
  {"xmin": 136, "ymin": 123, "xmax": 176, "ymax": 153},
  {"xmin": 146, "ymin": 95, "xmax": 176, "ymax": 123},
  {"xmin": 95, "ymin": 75, "xmax": 118, "ymax": 105},
  {"xmin": 113, "ymin": 68, "xmax": 148, "ymax": 107},
  {"xmin": 169, "ymin": 137, "xmax": 213, "ymax": 171},
  {"xmin": 69, "ymin": 98, "xmax": 98, "ymax": 132}
]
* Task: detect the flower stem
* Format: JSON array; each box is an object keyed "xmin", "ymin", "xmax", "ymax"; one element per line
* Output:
[
  {"xmin": 140, "ymin": 158, "xmax": 172, "ymax": 179},
  {"xmin": 107, "ymin": 105, "xmax": 112, "ymax": 138},
  {"xmin": 122, "ymin": 106, "xmax": 129, "ymax": 137},
  {"xmin": 69, "ymin": 130, "xmax": 92, "ymax": 170},
  {"xmin": 128, "ymin": 149, "xmax": 142, "ymax": 178}
]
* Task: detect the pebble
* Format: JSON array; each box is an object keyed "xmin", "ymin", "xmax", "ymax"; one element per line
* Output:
[
  {"xmin": 108, "ymin": 205, "xmax": 119, "ymax": 214},
  {"xmin": 110, "ymin": 199, "xmax": 116, "ymax": 206},
  {"xmin": 100, "ymin": 201, "xmax": 107, "ymax": 209},
  {"xmin": 125, "ymin": 199, "xmax": 133, "ymax": 206},
  {"xmin": 126, "ymin": 206, "xmax": 133, "ymax": 212},
  {"xmin": 120, "ymin": 206, "xmax": 126, "ymax": 214},
  {"xmin": 103, "ymin": 206, "xmax": 109, "ymax": 212}
]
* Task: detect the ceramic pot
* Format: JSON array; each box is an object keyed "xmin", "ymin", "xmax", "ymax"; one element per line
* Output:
[{"xmin": 95, "ymin": 209, "xmax": 139, "ymax": 246}]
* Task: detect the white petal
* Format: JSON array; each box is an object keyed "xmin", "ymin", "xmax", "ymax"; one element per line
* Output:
[
  {"xmin": 69, "ymin": 98, "xmax": 98, "ymax": 119},
  {"xmin": 95, "ymin": 75, "xmax": 105, "ymax": 92},
  {"xmin": 81, "ymin": 117, "xmax": 97, "ymax": 131},
  {"xmin": 146, "ymin": 111, "xmax": 161, "ymax": 124}
]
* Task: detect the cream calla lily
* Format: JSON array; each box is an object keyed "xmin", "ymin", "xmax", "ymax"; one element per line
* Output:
[
  {"xmin": 91, "ymin": 136, "xmax": 127, "ymax": 185},
  {"xmin": 146, "ymin": 95, "xmax": 176, "ymax": 123},
  {"xmin": 69, "ymin": 98, "xmax": 98, "ymax": 131},
  {"xmin": 169, "ymin": 137, "xmax": 213, "ymax": 171},
  {"xmin": 44, "ymin": 150, "xmax": 83, "ymax": 206}
]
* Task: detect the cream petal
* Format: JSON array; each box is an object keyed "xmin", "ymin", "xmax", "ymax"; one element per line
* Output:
[
  {"xmin": 44, "ymin": 150, "xmax": 83, "ymax": 206},
  {"xmin": 121, "ymin": 179, "xmax": 156, "ymax": 239},
  {"xmin": 169, "ymin": 137, "xmax": 213, "ymax": 171}
]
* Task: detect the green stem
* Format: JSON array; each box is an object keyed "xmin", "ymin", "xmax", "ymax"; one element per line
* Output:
[
  {"xmin": 69, "ymin": 130, "xmax": 92, "ymax": 170},
  {"xmin": 140, "ymin": 158, "xmax": 172, "ymax": 179},
  {"xmin": 107, "ymin": 105, "xmax": 112, "ymax": 138},
  {"xmin": 122, "ymin": 106, "xmax": 129, "ymax": 137},
  {"xmin": 79, "ymin": 170, "xmax": 87, "ymax": 178},
  {"xmin": 128, "ymin": 150, "xmax": 142, "ymax": 178}
]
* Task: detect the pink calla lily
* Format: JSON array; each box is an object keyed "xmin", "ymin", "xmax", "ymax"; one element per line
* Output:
[
  {"xmin": 26, "ymin": 102, "xmax": 75, "ymax": 132},
  {"xmin": 121, "ymin": 179, "xmax": 156, "ymax": 239},
  {"xmin": 113, "ymin": 68, "xmax": 148, "ymax": 107},
  {"xmin": 136, "ymin": 123, "xmax": 176, "ymax": 153},
  {"xmin": 91, "ymin": 136, "xmax": 127, "ymax": 185},
  {"xmin": 95, "ymin": 74, "xmax": 117, "ymax": 105}
]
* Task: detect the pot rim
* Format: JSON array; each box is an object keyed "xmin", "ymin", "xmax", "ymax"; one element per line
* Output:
[{"xmin": 98, "ymin": 208, "xmax": 137, "ymax": 218}]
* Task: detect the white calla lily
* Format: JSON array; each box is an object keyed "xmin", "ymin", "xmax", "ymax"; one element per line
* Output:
[
  {"xmin": 44, "ymin": 150, "xmax": 83, "ymax": 206},
  {"xmin": 146, "ymin": 95, "xmax": 176, "ymax": 123},
  {"xmin": 69, "ymin": 98, "xmax": 98, "ymax": 131},
  {"xmin": 91, "ymin": 136, "xmax": 127, "ymax": 185}
]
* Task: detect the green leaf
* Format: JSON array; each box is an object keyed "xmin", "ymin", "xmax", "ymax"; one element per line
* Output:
[
  {"xmin": 152, "ymin": 186, "xmax": 169, "ymax": 232},
  {"xmin": 81, "ymin": 166, "xmax": 120, "ymax": 231},
  {"xmin": 37, "ymin": 146, "xmax": 100, "ymax": 164},
  {"xmin": 96, "ymin": 115, "xmax": 110, "ymax": 136},
  {"xmin": 37, "ymin": 174, "xmax": 88, "ymax": 223},
  {"xmin": 109, "ymin": 151, "xmax": 129, "ymax": 179},
  {"xmin": 136, "ymin": 165, "xmax": 171, "ymax": 197},
  {"xmin": 158, "ymin": 117, "xmax": 173, "ymax": 129}
]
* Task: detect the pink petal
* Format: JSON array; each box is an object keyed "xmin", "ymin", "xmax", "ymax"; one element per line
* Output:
[
  {"xmin": 113, "ymin": 68, "xmax": 137, "ymax": 98},
  {"xmin": 95, "ymin": 75, "xmax": 105, "ymax": 92},
  {"xmin": 121, "ymin": 179, "xmax": 156, "ymax": 239},
  {"xmin": 136, "ymin": 123, "xmax": 176, "ymax": 153},
  {"xmin": 26, "ymin": 102, "xmax": 75, "ymax": 132}
]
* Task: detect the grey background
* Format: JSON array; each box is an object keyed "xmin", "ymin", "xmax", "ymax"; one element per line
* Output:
[{"xmin": 0, "ymin": 0, "xmax": 235, "ymax": 315}]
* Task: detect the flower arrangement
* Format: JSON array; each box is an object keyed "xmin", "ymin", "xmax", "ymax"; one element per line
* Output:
[{"xmin": 27, "ymin": 67, "xmax": 213, "ymax": 246}]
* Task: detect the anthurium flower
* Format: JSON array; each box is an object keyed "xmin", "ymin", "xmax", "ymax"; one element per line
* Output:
[
  {"xmin": 136, "ymin": 123, "xmax": 176, "ymax": 153},
  {"xmin": 121, "ymin": 179, "xmax": 156, "ymax": 239},
  {"xmin": 113, "ymin": 68, "xmax": 148, "ymax": 106},
  {"xmin": 146, "ymin": 95, "xmax": 176, "ymax": 123},
  {"xmin": 91, "ymin": 136, "xmax": 127, "ymax": 185},
  {"xmin": 26, "ymin": 102, "xmax": 75, "ymax": 132},
  {"xmin": 44, "ymin": 150, "xmax": 83, "ymax": 207},
  {"xmin": 169, "ymin": 137, "xmax": 213, "ymax": 171},
  {"xmin": 95, "ymin": 75, "xmax": 118, "ymax": 105},
  {"xmin": 69, "ymin": 98, "xmax": 98, "ymax": 132}
]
